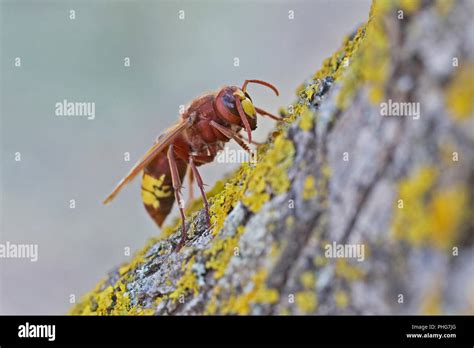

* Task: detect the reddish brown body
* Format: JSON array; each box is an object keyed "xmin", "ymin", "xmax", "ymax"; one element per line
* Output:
[{"xmin": 104, "ymin": 80, "xmax": 280, "ymax": 250}]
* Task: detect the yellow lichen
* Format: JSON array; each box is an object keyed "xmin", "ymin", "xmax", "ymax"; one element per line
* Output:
[
  {"xmin": 204, "ymin": 285, "xmax": 221, "ymax": 315},
  {"xmin": 241, "ymin": 134, "xmax": 295, "ymax": 213},
  {"xmin": 299, "ymin": 271, "xmax": 316, "ymax": 289},
  {"xmin": 334, "ymin": 290, "xmax": 349, "ymax": 308},
  {"xmin": 313, "ymin": 255, "xmax": 328, "ymax": 267},
  {"xmin": 74, "ymin": 279, "xmax": 155, "ymax": 316},
  {"xmin": 267, "ymin": 223, "xmax": 276, "ymax": 233},
  {"xmin": 295, "ymin": 291, "xmax": 317, "ymax": 314},
  {"xmin": 391, "ymin": 166, "xmax": 469, "ymax": 249},
  {"xmin": 435, "ymin": 0, "xmax": 455, "ymax": 15},
  {"xmin": 169, "ymin": 256, "xmax": 200, "ymax": 302},
  {"xmin": 285, "ymin": 215, "xmax": 295, "ymax": 228},
  {"xmin": 204, "ymin": 226, "xmax": 246, "ymax": 279},
  {"xmin": 420, "ymin": 284, "xmax": 442, "ymax": 314},
  {"xmin": 314, "ymin": 25, "xmax": 367, "ymax": 82},
  {"xmin": 302, "ymin": 175, "xmax": 318, "ymax": 200},
  {"xmin": 335, "ymin": 259, "xmax": 364, "ymax": 281},
  {"xmin": 295, "ymin": 263, "xmax": 319, "ymax": 315},
  {"xmin": 299, "ymin": 108, "xmax": 314, "ymax": 131},
  {"xmin": 429, "ymin": 188, "xmax": 468, "ymax": 248},
  {"xmin": 269, "ymin": 242, "xmax": 281, "ymax": 260},
  {"xmin": 439, "ymin": 141, "xmax": 460, "ymax": 165},
  {"xmin": 69, "ymin": 235, "xmax": 162, "ymax": 315},
  {"xmin": 336, "ymin": 0, "xmax": 390, "ymax": 108},
  {"xmin": 208, "ymin": 168, "xmax": 251, "ymax": 235},
  {"xmin": 220, "ymin": 270, "xmax": 279, "ymax": 315},
  {"xmin": 400, "ymin": 0, "xmax": 421, "ymax": 14},
  {"xmin": 445, "ymin": 63, "xmax": 474, "ymax": 121},
  {"xmin": 321, "ymin": 163, "xmax": 332, "ymax": 178},
  {"xmin": 95, "ymin": 285, "xmax": 114, "ymax": 315}
]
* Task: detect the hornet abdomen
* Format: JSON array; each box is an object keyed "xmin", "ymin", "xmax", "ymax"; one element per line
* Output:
[{"xmin": 141, "ymin": 150, "xmax": 187, "ymax": 227}]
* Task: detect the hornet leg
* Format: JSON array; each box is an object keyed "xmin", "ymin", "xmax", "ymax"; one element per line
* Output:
[
  {"xmin": 167, "ymin": 145, "xmax": 187, "ymax": 251},
  {"xmin": 186, "ymin": 164, "xmax": 195, "ymax": 206},
  {"xmin": 210, "ymin": 120, "xmax": 252, "ymax": 154},
  {"xmin": 237, "ymin": 132, "xmax": 263, "ymax": 145},
  {"xmin": 189, "ymin": 157, "xmax": 211, "ymax": 226}
]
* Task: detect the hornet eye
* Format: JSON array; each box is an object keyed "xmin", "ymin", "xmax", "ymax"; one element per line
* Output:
[{"xmin": 221, "ymin": 91, "xmax": 238, "ymax": 114}]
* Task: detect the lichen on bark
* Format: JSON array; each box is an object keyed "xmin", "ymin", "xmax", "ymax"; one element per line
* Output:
[{"xmin": 70, "ymin": 0, "xmax": 474, "ymax": 315}]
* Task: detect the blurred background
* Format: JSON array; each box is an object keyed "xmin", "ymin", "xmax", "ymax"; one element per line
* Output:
[{"xmin": 0, "ymin": 0, "xmax": 370, "ymax": 314}]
